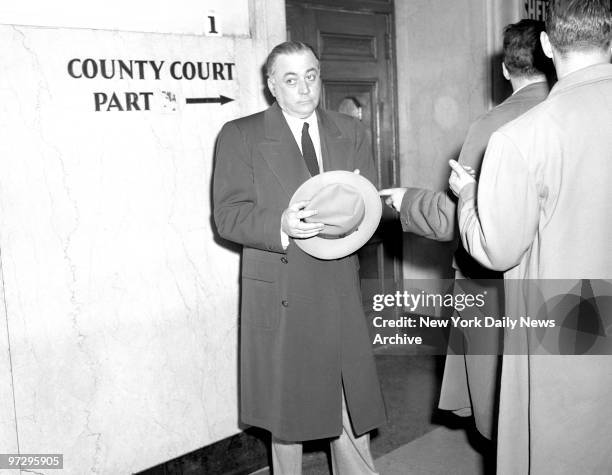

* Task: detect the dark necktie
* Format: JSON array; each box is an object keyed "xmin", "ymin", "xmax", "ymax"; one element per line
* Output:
[{"xmin": 301, "ymin": 122, "xmax": 319, "ymax": 176}]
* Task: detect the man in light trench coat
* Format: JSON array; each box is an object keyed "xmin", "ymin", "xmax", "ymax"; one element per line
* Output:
[{"xmin": 449, "ymin": 1, "xmax": 612, "ymax": 473}]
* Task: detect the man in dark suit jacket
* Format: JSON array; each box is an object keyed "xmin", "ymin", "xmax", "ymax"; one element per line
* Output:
[
  {"xmin": 379, "ymin": 20, "xmax": 552, "ymax": 440},
  {"xmin": 213, "ymin": 41, "xmax": 385, "ymax": 474}
]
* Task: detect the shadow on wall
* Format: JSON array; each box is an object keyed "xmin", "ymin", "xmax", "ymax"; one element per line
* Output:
[{"xmin": 490, "ymin": 51, "xmax": 513, "ymax": 106}]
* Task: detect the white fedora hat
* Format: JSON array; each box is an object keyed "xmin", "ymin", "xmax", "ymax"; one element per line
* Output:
[{"xmin": 289, "ymin": 170, "xmax": 382, "ymax": 260}]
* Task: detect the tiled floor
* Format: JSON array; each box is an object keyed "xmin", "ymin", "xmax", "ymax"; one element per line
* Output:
[
  {"xmin": 251, "ymin": 351, "xmax": 495, "ymax": 474},
  {"xmin": 375, "ymin": 426, "xmax": 486, "ymax": 475}
]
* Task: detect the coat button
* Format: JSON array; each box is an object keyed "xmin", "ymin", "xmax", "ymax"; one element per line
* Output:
[
  {"xmin": 281, "ymin": 300, "xmax": 289, "ymax": 307},
  {"xmin": 281, "ymin": 257, "xmax": 288, "ymax": 264}
]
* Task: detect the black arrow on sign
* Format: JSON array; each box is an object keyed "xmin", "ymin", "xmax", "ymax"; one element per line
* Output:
[{"xmin": 185, "ymin": 95, "xmax": 234, "ymax": 105}]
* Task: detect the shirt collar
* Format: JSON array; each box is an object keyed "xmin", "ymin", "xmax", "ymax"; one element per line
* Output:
[
  {"xmin": 512, "ymin": 80, "xmax": 546, "ymax": 95},
  {"xmin": 281, "ymin": 110, "xmax": 318, "ymax": 132}
]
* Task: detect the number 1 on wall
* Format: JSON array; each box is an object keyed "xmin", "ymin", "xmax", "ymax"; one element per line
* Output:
[{"xmin": 206, "ymin": 13, "xmax": 221, "ymax": 36}]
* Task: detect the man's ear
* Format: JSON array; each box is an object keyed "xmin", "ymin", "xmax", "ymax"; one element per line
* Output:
[
  {"xmin": 502, "ymin": 62, "xmax": 510, "ymax": 81},
  {"xmin": 540, "ymin": 31, "xmax": 554, "ymax": 59},
  {"xmin": 267, "ymin": 77, "xmax": 276, "ymax": 98}
]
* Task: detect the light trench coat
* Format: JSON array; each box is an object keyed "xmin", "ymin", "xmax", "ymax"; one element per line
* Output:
[{"xmin": 458, "ymin": 63, "xmax": 612, "ymax": 474}]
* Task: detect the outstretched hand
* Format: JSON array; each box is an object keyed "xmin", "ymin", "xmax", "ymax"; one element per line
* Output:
[
  {"xmin": 281, "ymin": 200, "xmax": 324, "ymax": 239},
  {"xmin": 378, "ymin": 188, "xmax": 407, "ymax": 212},
  {"xmin": 448, "ymin": 160, "xmax": 476, "ymax": 197}
]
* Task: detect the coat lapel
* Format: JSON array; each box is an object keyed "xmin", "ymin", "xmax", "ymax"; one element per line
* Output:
[
  {"xmin": 258, "ymin": 104, "xmax": 353, "ymax": 198},
  {"xmin": 259, "ymin": 103, "xmax": 311, "ymax": 199},
  {"xmin": 318, "ymin": 108, "xmax": 352, "ymax": 172}
]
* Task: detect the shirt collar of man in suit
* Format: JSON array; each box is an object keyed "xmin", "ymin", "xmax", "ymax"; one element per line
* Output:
[
  {"xmin": 281, "ymin": 109, "xmax": 323, "ymax": 170},
  {"xmin": 512, "ymin": 80, "xmax": 548, "ymax": 96}
]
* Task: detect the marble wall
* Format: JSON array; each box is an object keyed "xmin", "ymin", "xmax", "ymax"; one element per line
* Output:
[
  {"xmin": 0, "ymin": 0, "xmax": 284, "ymax": 473},
  {"xmin": 0, "ymin": 0, "xmax": 526, "ymax": 471}
]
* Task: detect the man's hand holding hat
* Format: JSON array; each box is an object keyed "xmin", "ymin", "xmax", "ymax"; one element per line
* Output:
[
  {"xmin": 281, "ymin": 201, "xmax": 324, "ymax": 239},
  {"xmin": 282, "ymin": 169, "xmax": 363, "ymax": 241},
  {"xmin": 288, "ymin": 170, "xmax": 382, "ymax": 260}
]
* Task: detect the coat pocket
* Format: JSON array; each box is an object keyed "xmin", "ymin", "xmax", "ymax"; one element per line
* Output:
[{"xmin": 241, "ymin": 262, "xmax": 280, "ymax": 330}]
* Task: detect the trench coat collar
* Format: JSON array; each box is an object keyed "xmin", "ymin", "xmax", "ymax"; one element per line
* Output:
[
  {"xmin": 261, "ymin": 102, "xmax": 347, "ymax": 199},
  {"xmin": 507, "ymin": 81, "xmax": 549, "ymax": 103},
  {"xmin": 549, "ymin": 63, "xmax": 612, "ymax": 98}
]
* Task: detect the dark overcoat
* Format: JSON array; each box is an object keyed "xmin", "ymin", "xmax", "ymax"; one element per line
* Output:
[{"xmin": 213, "ymin": 102, "xmax": 386, "ymax": 441}]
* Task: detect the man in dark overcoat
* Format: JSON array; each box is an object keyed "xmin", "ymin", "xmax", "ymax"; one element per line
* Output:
[{"xmin": 213, "ymin": 41, "xmax": 385, "ymax": 474}]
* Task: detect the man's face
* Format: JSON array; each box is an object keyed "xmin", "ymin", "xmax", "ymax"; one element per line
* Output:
[{"xmin": 267, "ymin": 50, "xmax": 321, "ymax": 119}]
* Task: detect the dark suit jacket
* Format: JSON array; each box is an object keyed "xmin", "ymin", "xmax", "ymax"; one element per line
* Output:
[{"xmin": 213, "ymin": 102, "xmax": 385, "ymax": 441}]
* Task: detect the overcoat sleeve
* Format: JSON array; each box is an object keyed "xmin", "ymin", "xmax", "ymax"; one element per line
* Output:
[
  {"xmin": 395, "ymin": 111, "xmax": 495, "ymax": 243},
  {"xmin": 398, "ymin": 188, "xmax": 456, "ymax": 241},
  {"xmin": 457, "ymin": 131, "xmax": 540, "ymax": 271},
  {"xmin": 457, "ymin": 116, "xmax": 493, "ymax": 174},
  {"xmin": 213, "ymin": 121, "xmax": 285, "ymax": 253}
]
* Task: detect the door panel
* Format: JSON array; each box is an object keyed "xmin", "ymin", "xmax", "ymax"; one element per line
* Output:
[{"xmin": 324, "ymin": 82, "xmax": 376, "ymax": 156}]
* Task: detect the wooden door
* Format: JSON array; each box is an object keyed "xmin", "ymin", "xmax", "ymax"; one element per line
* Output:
[{"xmin": 286, "ymin": 1, "xmax": 402, "ymax": 330}]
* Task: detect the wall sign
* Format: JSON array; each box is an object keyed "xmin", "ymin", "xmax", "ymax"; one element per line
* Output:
[
  {"xmin": 67, "ymin": 57, "xmax": 236, "ymax": 112},
  {"xmin": 523, "ymin": 0, "xmax": 549, "ymax": 20},
  {"xmin": 524, "ymin": 0, "xmax": 612, "ymax": 20}
]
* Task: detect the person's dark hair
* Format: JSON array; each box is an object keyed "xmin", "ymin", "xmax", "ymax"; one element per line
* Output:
[
  {"xmin": 265, "ymin": 41, "xmax": 319, "ymax": 77},
  {"xmin": 546, "ymin": 0, "xmax": 612, "ymax": 54},
  {"xmin": 503, "ymin": 19, "xmax": 549, "ymax": 77}
]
